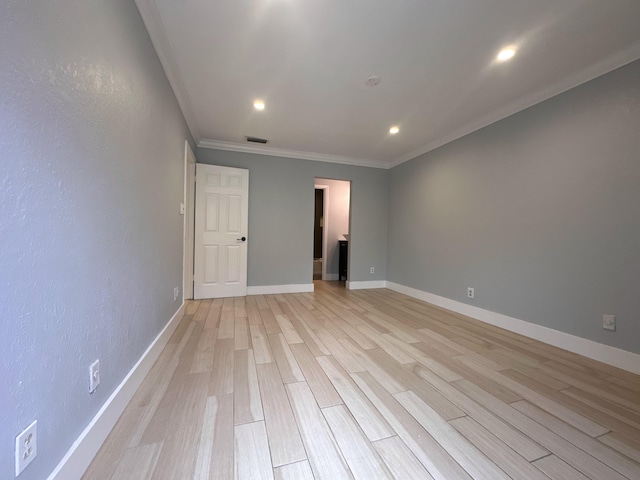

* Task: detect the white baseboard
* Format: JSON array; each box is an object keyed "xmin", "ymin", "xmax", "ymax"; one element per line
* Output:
[
  {"xmin": 247, "ymin": 283, "xmax": 315, "ymax": 295},
  {"xmin": 48, "ymin": 303, "xmax": 186, "ymax": 480},
  {"xmin": 386, "ymin": 282, "xmax": 640, "ymax": 375},
  {"xmin": 347, "ymin": 280, "xmax": 388, "ymax": 290}
]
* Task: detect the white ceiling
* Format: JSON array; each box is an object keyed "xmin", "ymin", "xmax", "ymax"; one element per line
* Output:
[{"xmin": 135, "ymin": 0, "xmax": 640, "ymax": 169}]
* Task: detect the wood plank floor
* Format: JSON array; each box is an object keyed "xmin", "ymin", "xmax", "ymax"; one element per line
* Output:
[{"xmin": 84, "ymin": 281, "xmax": 640, "ymax": 480}]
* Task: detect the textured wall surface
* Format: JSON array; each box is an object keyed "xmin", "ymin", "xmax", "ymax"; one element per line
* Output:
[
  {"xmin": 315, "ymin": 178, "xmax": 351, "ymax": 277},
  {"xmin": 0, "ymin": 1, "xmax": 192, "ymax": 478},
  {"xmin": 197, "ymin": 150, "xmax": 388, "ymax": 286},
  {"xmin": 388, "ymin": 60, "xmax": 640, "ymax": 354}
]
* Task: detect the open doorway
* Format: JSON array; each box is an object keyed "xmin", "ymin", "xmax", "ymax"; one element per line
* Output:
[
  {"xmin": 313, "ymin": 178, "xmax": 351, "ymax": 283},
  {"xmin": 313, "ymin": 187, "xmax": 325, "ymax": 280}
]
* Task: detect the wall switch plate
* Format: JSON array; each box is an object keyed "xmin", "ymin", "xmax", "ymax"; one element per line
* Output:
[
  {"xmin": 370, "ymin": 267, "xmax": 375, "ymax": 274},
  {"xmin": 15, "ymin": 420, "xmax": 37, "ymax": 476},
  {"xmin": 603, "ymin": 314, "xmax": 616, "ymax": 331},
  {"xmin": 467, "ymin": 287, "xmax": 475, "ymax": 299},
  {"xmin": 173, "ymin": 286, "xmax": 179, "ymax": 301},
  {"xmin": 89, "ymin": 359, "xmax": 100, "ymax": 393}
]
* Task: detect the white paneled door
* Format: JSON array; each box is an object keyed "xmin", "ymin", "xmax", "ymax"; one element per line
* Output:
[{"xmin": 194, "ymin": 164, "xmax": 249, "ymax": 299}]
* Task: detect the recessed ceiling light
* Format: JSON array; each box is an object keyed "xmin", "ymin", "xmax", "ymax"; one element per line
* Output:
[
  {"xmin": 496, "ymin": 47, "xmax": 516, "ymax": 62},
  {"xmin": 253, "ymin": 100, "xmax": 265, "ymax": 111},
  {"xmin": 389, "ymin": 126, "xmax": 399, "ymax": 135}
]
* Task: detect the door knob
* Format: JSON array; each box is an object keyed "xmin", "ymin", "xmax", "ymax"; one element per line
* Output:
[{"xmin": 237, "ymin": 236, "xmax": 246, "ymax": 242}]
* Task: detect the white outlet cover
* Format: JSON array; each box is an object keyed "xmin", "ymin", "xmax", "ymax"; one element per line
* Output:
[
  {"xmin": 603, "ymin": 314, "xmax": 616, "ymax": 331},
  {"xmin": 467, "ymin": 287, "xmax": 475, "ymax": 299},
  {"xmin": 89, "ymin": 359, "xmax": 100, "ymax": 393},
  {"xmin": 15, "ymin": 420, "xmax": 37, "ymax": 476}
]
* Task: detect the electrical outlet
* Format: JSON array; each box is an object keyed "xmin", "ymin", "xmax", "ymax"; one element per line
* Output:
[
  {"xmin": 173, "ymin": 286, "xmax": 179, "ymax": 301},
  {"xmin": 467, "ymin": 287, "xmax": 475, "ymax": 299},
  {"xmin": 15, "ymin": 420, "xmax": 37, "ymax": 476},
  {"xmin": 603, "ymin": 314, "xmax": 616, "ymax": 331},
  {"xmin": 370, "ymin": 267, "xmax": 375, "ymax": 274},
  {"xmin": 89, "ymin": 359, "xmax": 100, "ymax": 393}
]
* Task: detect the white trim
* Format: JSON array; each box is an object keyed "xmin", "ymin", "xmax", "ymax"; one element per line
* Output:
[
  {"xmin": 386, "ymin": 282, "xmax": 640, "ymax": 375},
  {"xmin": 134, "ymin": 0, "xmax": 201, "ymax": 143},
  {"xmin": 247, "ymin": 284, "xmax": 315, "ymax": 295},
  {"xmin": 182, "ymin": 141, "xmax": 196, "ymax": 300},
  {"xmin": 389, "ymin": 40, "xmax": 640, "ymax": 168},
  {"xmin": 198, "ymin": 139, "xmax": 389, "ymax": 169},
  {"xmin": 47, "ymin": 304, "xmax": 186, "ymax": 480},
  {"xmin": 322, "ymin": 185, "xmax": 329, "ymax": 282},
  {"xmin": 347, "ymin": 280, "xmax": 388, "ymax": 290}
]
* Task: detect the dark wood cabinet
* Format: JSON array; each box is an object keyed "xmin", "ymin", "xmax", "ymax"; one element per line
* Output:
[{"xmin": 338, "ymin": 240, "xmax": 348, "ymax": 281}]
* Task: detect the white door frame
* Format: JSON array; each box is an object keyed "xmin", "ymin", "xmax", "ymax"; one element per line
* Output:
[
  {"xmin": 183, "ymin": 141, "xmax": 196, "ymax": 300},
  {"xmin": 314, "ymin": 184, "xmax": 329, "ymax": 280}
]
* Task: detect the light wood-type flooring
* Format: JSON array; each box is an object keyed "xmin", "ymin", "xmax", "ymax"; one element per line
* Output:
[{"xmin": 84, "ymin": 281, "xmax": 640, "ymax": 479}]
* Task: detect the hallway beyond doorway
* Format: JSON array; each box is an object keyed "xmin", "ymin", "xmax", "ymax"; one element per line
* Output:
[{"xmin": 313, "ymin": 178, "xmax": 350, "ymax": 282}]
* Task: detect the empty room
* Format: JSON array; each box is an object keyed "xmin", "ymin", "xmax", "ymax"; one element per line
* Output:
[{"xmin": 2, "ymin": 1, "xmax": 640, "ymax": 479}]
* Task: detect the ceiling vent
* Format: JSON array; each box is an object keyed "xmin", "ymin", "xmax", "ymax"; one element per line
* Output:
[{"xmin": 245, "ymin": 136, "xmax": 268, "ymax": 144}]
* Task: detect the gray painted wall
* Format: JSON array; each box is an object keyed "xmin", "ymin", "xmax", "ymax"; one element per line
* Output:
[
  {"xmin": 0, "ymin": 1, "xmax": 192, "ymax": 478},
  {"xmin": 388, "ymin": 60, "xmax": 640, "ymax": 354},
  {"xmin": 196, "ymin": 150, "xmax": 388, "ymax": 286},
  {"xmin": 315, "ymin": 178, "xmax": 351, "ymax": 277}
]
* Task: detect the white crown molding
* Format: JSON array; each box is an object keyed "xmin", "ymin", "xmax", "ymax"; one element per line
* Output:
[
  {"xmin": 136, "ymin": 0, "xmax": 640, "ymax": 171},
  {"xmin": 390, "ymin": 39, "xmax": 640, "ymax": 168},
  {"xmin": 386, "ymin": 282, "xmax": 640, "ymax": 375},
  {"xmin": 48, "ymin": 303, "xmax": 186, "ymax": 479},
  {"xmin": 134, "ymin": 0, "xmax": 201, "ymax": 144},
  {"xmin": 198, "ymin": 139, "xmax": 390, "ymax": 169}
]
